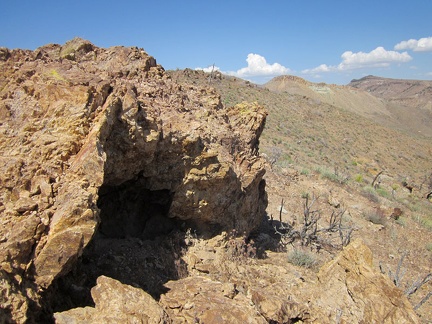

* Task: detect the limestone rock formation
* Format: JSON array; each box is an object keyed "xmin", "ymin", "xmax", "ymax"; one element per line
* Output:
[{"xmin": 0, "ymin": 38, "xmax": 267, "ymax": 322}]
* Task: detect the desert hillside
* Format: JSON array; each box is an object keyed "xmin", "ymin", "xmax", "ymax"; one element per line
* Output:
[
  {"xmin": 265, "ymin": 74, "xmax": 432, "ymax": 137},
  {"xmin": 349, "ymin": 75, "xmax": 432, "ymax": 111},
  {"xmin": 171, "ymin": 70, "xmax": 432, "ymax": 185},
  {"xmin": 170, "ymin": 69, "xmax": 432, "ymax": 321},
  {"xmin": 1, "ymin": 40, "xmax": 431, "ymax": 323}
]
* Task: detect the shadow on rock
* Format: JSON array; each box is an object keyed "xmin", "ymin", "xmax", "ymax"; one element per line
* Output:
[{"xmin": 45, "ymin": 229, "xmax": 189, "ymax": 314}]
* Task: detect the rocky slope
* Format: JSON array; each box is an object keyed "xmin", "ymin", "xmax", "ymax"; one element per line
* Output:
[
  {"xmin": 349, "ymin": 75, "xmax": 432, "ymax": 138},
  {"xmin": 55, "ymin": 237, "xmax": 420, "ymax": 323},
  {"xmin": 0, "ymin": 38, "xmax": 267, "ymax": 322},
  {"xmin": 0, "ymin": 39, "xmax": 426, "ymax": 323},
  {"xmin": 169, "ymin": 69, "xmax": 432, "ymax": 322}
]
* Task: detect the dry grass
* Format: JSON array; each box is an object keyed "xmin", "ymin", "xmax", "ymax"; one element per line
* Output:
[
  {"xmin": 168, "ymin": 69, "xmax": 432, "ymax": 319},
  {"xmin": 287, "ymin": 249, "xmax": 317, "ymax": 268}
]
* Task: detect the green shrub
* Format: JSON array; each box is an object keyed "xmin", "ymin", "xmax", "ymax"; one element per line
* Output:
[
  {"xmin": 376, "ymin": 188, "xmax": 390, "ymax": 199},
  {"xmin": 362, "ymin": 186, "xmax": 380, "ymax": 203},
  {"xmin": 300, "ymin": 168, "xmax": 310, "ymax": 176},
  {"xmin": 364, "ymin": 209, "xmax": 387, "ymax": 226},
  {"xmin": 395, "ymin": 216, "xmax": 406, "ymax": 227},
  {"xmin": 287, "ymin": 249, "xmax": 316, "ymax": 268},
  {"xmin": 314, "ymin": 166, "xmax": 322, "ymax": 174},
  {"xmin": 316, "ymin": 167, "xmax": 349, "ymax": 184},
  {"xmin": 426, "ymin": 243, "xmax": 432, "ymax": 252},
  {"xmin": 354, "ymin": 174, "xmax": 363, "ymax": 183},
  {"xmin": 321, "ymin": 170, "xmax": 339, "ymax": 182},
  {"xmin": 417, "ymin": 216, "xmax": 432, "ymax": 231}
]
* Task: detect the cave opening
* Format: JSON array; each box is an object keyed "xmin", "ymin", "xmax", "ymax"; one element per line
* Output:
[
  {"xmin": 47, "ymin": 175, "xmax": 189, "ymax": 314},
  {"xmin": 96, "ymin": 176, "xmax": 175, "ymax": 240}
]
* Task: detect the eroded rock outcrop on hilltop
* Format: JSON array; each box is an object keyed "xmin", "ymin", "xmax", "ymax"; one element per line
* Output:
[
  {"xmin": 0, "ymin": 38, "xmax": 267, "ymax": 321},
  {"xmin": 0, "ymin": 39, "xmax": 421, "ymax": 323}
]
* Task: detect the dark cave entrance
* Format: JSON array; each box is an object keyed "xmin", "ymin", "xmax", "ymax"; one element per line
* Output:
[
  {"xmin": 97, "ymin": 177, "xmax": 175, "ymax": 240},
  {"xmin": 47, "ymin": 176, "xmax": 189, "ymax": 315}
]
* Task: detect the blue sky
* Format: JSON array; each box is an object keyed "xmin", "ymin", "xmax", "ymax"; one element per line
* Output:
[{"xmin": 1, "ymin": 1, "xmax": 431, "ymax": 84}]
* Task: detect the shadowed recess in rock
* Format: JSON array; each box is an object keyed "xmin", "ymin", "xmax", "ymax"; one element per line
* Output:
[
  {"xmin": 97, "ymin": 178, "xmax": 175, "ymax": 239},
  {"xmin": 45, "ymin": 176, "xmax": 189, "ymax": 313}
]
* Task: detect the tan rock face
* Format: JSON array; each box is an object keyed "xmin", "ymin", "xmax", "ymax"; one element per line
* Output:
[
  {"xmin": 1, "ymin": 38, "xmax": 419, "ymax": 324},
  {"xmin": 300, "ymin": 239, "xmax": 420, "ymax": 323},
  {"xmin": 159, "ymin": 276, "xmax": 267, "ymax": 324},
  {"xmin": 54, "ymin": 276, "xmax": 170, "ymax": 323},
  {"xmin": 0, "ymin": 38, "xmax": 267, "ymax": 321}
]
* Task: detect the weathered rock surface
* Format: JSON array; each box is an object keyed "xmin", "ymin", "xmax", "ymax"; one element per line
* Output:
[
  {"xmin": 54, "ymin": 276, "xmax": 170, "ymax": 323},
  {"xmin": 160, "ymin": 276, "xmax": 267, "ymax": 323},
  {"xmin": 298, "ymin": 239, "xmax": 420, "ymax": 323},
  {"xmin": 0, "ymin": 38, "xmax": 267, "ymax": 322},
  {"xmin": 0, "ymin": 38, "xmax": 422, "ymax": 323},
  {"xmin": 160, "ymin": 235, "xmax": 419, "ymax": 323}
]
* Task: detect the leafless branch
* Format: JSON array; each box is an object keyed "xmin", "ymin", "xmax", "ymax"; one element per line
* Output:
[
  {"xmin": 274, "ymin": 194, "xmax": 356, "ymax": 250},
  {"xmin": 372, "ymin": 170, "xmax": 385, "ymax": 189},
  {"xmin": 394, "ymin": 251, "xmax": 407, "ymax": 287},
  {"xmin": 279, "ymin": 198, "xmax": 284, "ymax": 223},
  {"xmin": 414, "ymin": 291, "xmax": 432, "ymax": 310},
  {"xmin": 405, "ymin": 273, "xmax": 432, "ymax": 296}
]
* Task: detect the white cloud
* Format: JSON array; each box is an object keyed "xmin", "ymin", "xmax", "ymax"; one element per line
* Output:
[
  {"xmin": 394, "ymin": 37, "xmax": 432, "ymax": 52},
  {"xmin": 195, "ymin": 65, "xmax": 220, "ymax": 73},
  {"xmin": 227, "ymin": 53, "xmax": 291, "ymax": 78},
  {"xmin": 302, "ymin": 47, "xmax": 412, "ymax": 74},
  {"xmin": 302, "ymin": 64, "xmax": 331, "ymax": 74},
  {"xmin": 338, "ymin": 47, "xmax": 412, "ymax": 69}
]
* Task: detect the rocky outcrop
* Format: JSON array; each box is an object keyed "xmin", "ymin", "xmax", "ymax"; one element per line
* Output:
[
  {"xmin": 176, "ymin": 238, "xmax": 419, "ymax": 323},
  {"xmin": 298, "ymin": 239, "xmax": 420, "ymax": 323},
  {"xmin": 1, "ymin": 38, "xmax": 421, "ymax": 323},
  {"xmin": 54, "ymin": 237, "xmax": 419, "ymax": 323},
  {"xmin": 54, "ymin": 276, "xmax": 170, "ymax": 323},
  {"xmin": 160, "ymin": 276, "xmax": 267, "ymax": 323},
  {"xmin": 0, "ymin": 38, "xmax": 267, "ymax": 322}
]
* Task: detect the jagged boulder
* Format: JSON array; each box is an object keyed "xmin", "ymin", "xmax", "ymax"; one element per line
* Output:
[
  {"xmin": 160, "ymin": 276, "xmax": 268, "ymax": 323},
  {"xmin": 0, "ymin": 38, "xmax": 267, "ymax": 322},
  {"xmin": 54, "ymin": 276, "xmax": 170, "ymax": 323},
  {"xmin": 298, "ymin": 239, "xmax": 420, "ymax": 323},
  {"xmin": 157, "ymin": 238, "xmax": 420, "ymax": 323}
]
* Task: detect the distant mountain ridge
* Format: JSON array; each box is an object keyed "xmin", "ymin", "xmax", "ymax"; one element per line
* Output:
[
  {"xmin": 169, "ymin": 68, "xmax": 432, "ymax": 184},
  {"xmin": 264, "ymin": 74, "xmax": 432, "ymax": 137},
  {"xmin": 349, "ymin": 75, "xmax": 432, "ymax": 111}
]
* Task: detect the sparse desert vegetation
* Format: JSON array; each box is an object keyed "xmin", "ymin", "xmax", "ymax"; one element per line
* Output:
[
  {"xmin": 169, "ymin": 69, "xmax": 432, "ymax": 321},
  {"xmin": 1, "ymin": 44, "xmax": 431, "ymax": 322}
]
